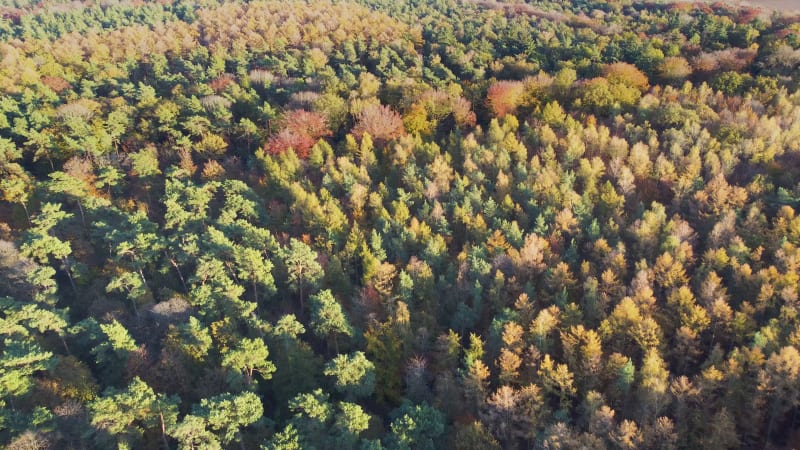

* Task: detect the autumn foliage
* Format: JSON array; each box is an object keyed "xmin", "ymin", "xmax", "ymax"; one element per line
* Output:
[
  {"xmin": 265, "ymin": 110, "xmax": 331, "ymax": 159},
  {"xmin": 351, "ymin": 104, "xmax": 406, "ymax": 142},
  {"xmin": 486, "ymin": 80, "xmax": 525, "ymax": 118},
  {"xmin": 602, "ymin": 63, "xmax": 650, "ymax": 92},
  {"xmin": 41, "ymin": 76, "xmax": 72, "ymax": 93},
  {"xmin": 209, "ymin": 74, "xmax": 236, "ymax": 93}
]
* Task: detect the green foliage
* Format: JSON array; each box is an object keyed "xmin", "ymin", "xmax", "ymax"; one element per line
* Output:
[
  {"xmin": 263, "ymin": 424, "xmax": 302, "ymax": 450},
  {"xmin": 283, "ymin": 239, "xmax": 324, "ymax": 309},
  {"xmin": 323, "ymin": 352, "xmax": 376, "ymax": 399},
  {"xmin": 0, "ymin": 339, "xmax": 55, "ymax": 399},
  {"xmin": 193, "ymin": 392, "xmax": 264, "ymax": 445},
  {"xmin": 385, "ymin": 402, "xmax": 445, "ymax": 450},
  {"xmin": 310, "ymin": 289, "xmax": 353, "ymax": 351},
  {"xmin": 221, "ymin": 337, "xmax": 276, "ymax": 384},
  {"xmin": 89, "ymin": 377, "xmax": 178, "ymax": 449}
]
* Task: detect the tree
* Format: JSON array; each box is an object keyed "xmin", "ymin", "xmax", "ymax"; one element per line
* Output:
[
  {"xmin": 332, "ymin": 402, "xmax": 371, "ymax": 448},
  {"xmin": 96, "ymin": 165, "xmax": 124, "ymax": 198},
  {"xmin": 310, "ymin": 290, "xmax": 353, "ymax": 353},
  {"xmin": 221, "ymin": 337, "xmax": 276, "ymax": 385},
  {"xmin": 288, "ymin": 389, "xmax": 333, "ymax": 448},
  {"xmin": 351, "ymin": 105, "xmax": 405, "ymax": 142},
  {"xmin": 97, "ymin": 209, "xmax": 166, "ymax": 315},
  {"xmin": 283, "ymin": 110, "xmax": 331, "ymax": 141},
  {"xmin": 89, "ymin": 377, "xmax": 178, "ymax": 450},
  {"xmin": 192, "ymin": 392, "xmax": 264, "ymax": 448},
  {"xmin": 561, "ymin": 325, "xmax": 603, "ymax": 390},
  {"xmin": 262, "ymin": 424, "xmax": 302, "ymax": 450},
  {"xmin": 164, "ymin": 317, "xmax": 213, "ymax": 366},
  {"xmin": 486, "ymin": 81, "xmax": 524, "ymax": 118},
  {"xmin": 637, "ymin": 349, "xmax": 669, "ymax": 421},
  {"xmin": 453, "ymin": 421, "xmax": 501, "ymax": 450},
  {"xmin": 233, "ymin": 245, "xmax": 275, "ymax": 304},
  {"xmin": 169, "ymin": 414, "xmax": 222, "ymax": 450},
  {"xmin": 188, "ymin": 255, "xmax": 255, "ymax": 321},
  {"xmin": 657, "ymin": 57, "xmax": 692, "ymax": 83},
  {"xmin": 602, "ymin": 63, "xmax": 649, "ymax": 92},
  {"xmin": 385, "ymin": 402, "xmax": 444, "ymax": 450},
  {"xmin": 48, "ymin": 164, "xmax": 93, "ymax": 227},
  {"xmin": 579, "ymin": 78, "xmax": 637, "ymax": 115},
  {"xmin": 283, "ymin": 239, "xmax": 323, "ymax": 311},
  {"xmin": 610, "ymin": 420, "xmax": 643, "ymax": 450},
  {"xmin": 644, "ymin": 416, "xmax": 678, "ymax": 450},
  {"xmin": 0, "ymin": 137, "xmax": 33, "ymax": 222},
  {"xmin": 481, "ymin": 384, "xmax": 545, "ymax": 447},
  {"xmin": 701, "ymin": 408, "xmax": 739, "ymax": 449},
  {"xmin": 0, "ymin": 339, "xmax": 55, "ymax": 403},
  {"xmin": 0, "ymin": 295, "xmax": 68, "ymax": 348},
  {"xmin": 758, "ymin": 345, "xmax": 800, "ymax": 440},
  {"xmin": 90, "ymin": 320, "xmax": 138, "ymax": 379},
  {"xmin": 265, "ymin": 129, "xmax": 316, "ymax": 160},
  {"xmin": 538, "ymin": 354, "xmax": 576, "ymax": 409},
  {"xmin": 324, "ymin": 352, "xmax": 376, "ymax": 399},
  {"xmin": 19, "ymin": 203, "xmax": 77, "ymax": 292}
]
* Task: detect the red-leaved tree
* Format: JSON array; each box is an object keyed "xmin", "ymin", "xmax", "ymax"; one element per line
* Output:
[
  {"xmin": 264, "ymin": 109, "xmax": 331, "ymax": 159},
  {"xmin": 351, "ymin": 104, "xmax": 406, "ymax": 141},
  {"xmin": 486, "ymin": 80, "xmax": 525, "ymax": 118},
  {"xmin": 283, "ymin": 109, "xmax": 332, "ymax": 141}
]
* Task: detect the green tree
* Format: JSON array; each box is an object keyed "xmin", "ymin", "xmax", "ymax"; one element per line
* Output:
[
  {"xmin": 310, "ymin": 290, "xmax": 353, "ymax": 353},
  {"xmin": 283, "ymin": 239, "xmax": 323, "ymax": 310},
  {"xmin": 0, "ymin": 138, "xmax": 33, "ymax": 222},
  {"xmin": 192, "ymin": 392, "xmax": 264, "ymax": 447},
  {"xmin": 332, "ymin": 402, "xmax": 371, "ymax": 449},
  {"xmin": 20, "ymin": 203, "xmax": 77, "ymax": 292},
  {"xmin": 288, "ymin": 389, "xmax": 333, "ymax": 448},
  {"xmin": 0, "ymin": 339, "xmax": 55, "ymax": 406},
  {"xmin": 89, "ymin": 377, "xmax": 178, "ymax": 450},
  {"xmin": 233, "ymin": 245, "xmax": 275, "ymax": 304},
  {"xmin": 385, "ymin": 402, "xmax": 445, "ymax": 450},
  {"xmin": 262, "ymin": 424, "xmax": 302, "ymax": 450},
  {"xmin": 324, "ymin": 352, "xmax": 376, "ymax": 399},
  {"xmin": 222, "ymin": 337, "xmax": 276, "ymax": 386},
  {"xmin": 169, "ymin": 414, "xmax": 222, "ymax": 450}
]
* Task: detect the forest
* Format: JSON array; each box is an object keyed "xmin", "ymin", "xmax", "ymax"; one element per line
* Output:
[{"xmin": 0, "ymin": 0, "xmax": 800, "ymax": 448}]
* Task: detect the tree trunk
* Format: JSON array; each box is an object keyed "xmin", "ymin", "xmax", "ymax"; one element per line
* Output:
[
  {"xmin": 127, "ymin": 286, "xmax": 139, "ymax": 317},
  {"xmin": 159, "ymin": 409, "xmax": 171, "ymax": 450},
  {"xmin": 167, "ymin": 253, "xmax": 188, "ymax": 293},
  {"xmin": 226, "ymin": 261, "xmax": 239, "ymax": 283},
  {"xmin": 21, "ymin": 202, "xmax": 30, "ymax": 226},
  {"xmin": 77, "ymin": 199, "xmax": 86, "ymax": 228},
  {"xmin": 137, "ymin": 265, "xmax": 150, "ymax": 292},
  {"xmin": 60, "ymin": 334, "xmax": 71, "ymax": 355},
  {"xmin": 298, "ymin": 272, "xmax": 305, "ymax": 311},
  {"xmin": 62, "ymin": 257, "xmax": 78, "ymax": 294}
]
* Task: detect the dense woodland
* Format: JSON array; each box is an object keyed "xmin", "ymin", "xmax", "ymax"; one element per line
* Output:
[{"xmin": 1, "ymin": 0, "xmax": 800, "ymax": 448}]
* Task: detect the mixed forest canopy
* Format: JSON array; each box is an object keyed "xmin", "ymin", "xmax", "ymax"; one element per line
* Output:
[{"xmin": 1, "ymin": 0, "xmax": 800, "ymax": 448}]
